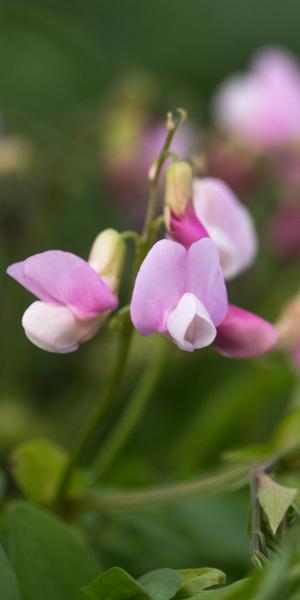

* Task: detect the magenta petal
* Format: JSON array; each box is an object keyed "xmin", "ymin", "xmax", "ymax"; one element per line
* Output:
[
  {"xmin": 214, "ymin": 304, "xmax": 277, "ymax": 358},
  {"xmin": 170, "ymin": 204, "xmax": 208, "ymax": 248},
  {"xmin": 130, "ymin": 240, "xmax": 186, "ymax": 335},
  {"xmin": 7, "ymin": 250, "xmax": 118, "ymax": 319},
  {"xmin": 186, "ymin": 238, "xmax": 228, "ymax": 327}
]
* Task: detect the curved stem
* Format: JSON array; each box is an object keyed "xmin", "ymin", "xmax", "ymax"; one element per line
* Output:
[
  {"xmin": 93, "ymin": 340, "xmax": 167, "ymax": 478},
  {"xmin": 142, "ymin": 109, "xmax": 187, "ymax": 239},
  {"xmin": 55, "ymin": 322, "xmax": 134, "ymax": 505},
  {"xmin": 75, "ymin": 464, "xmax": 249, "ymax": 512}
]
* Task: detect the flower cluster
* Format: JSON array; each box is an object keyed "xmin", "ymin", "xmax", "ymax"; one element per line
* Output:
[{"xmin": 7, "ymin": 144, "xmax": 277, "ymax": 359}]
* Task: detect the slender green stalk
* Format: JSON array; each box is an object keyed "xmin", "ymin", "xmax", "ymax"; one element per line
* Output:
[
  {"xmin": 55, "ymin": 322, "xmax": 134, "ymax": 505},
  {"xmin": 93, "ymin": 340, "xmax": 167, "ymax": 478},
  {"xmin": 75, "ymin": 464, "xmax": 249, "ymax": 512},
  {"xmin": 142, "ymin": 109, "xmax": 187, "ymax": 239},
  {"xmin": 55, "ymin": 109, "xmax": 187, "ymax": 508}
]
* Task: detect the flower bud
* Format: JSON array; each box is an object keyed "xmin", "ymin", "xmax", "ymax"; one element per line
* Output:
[
  {"xmin": 88, "ymin": 229, "xmax": 125, "ymax": 293},
  {"xmin": 276, "ymin": 296, "xmax": 300, "ymax": 349},
  {"xmin": 165, "ymin": 161, "xmax": 193, "ymax": 219}
]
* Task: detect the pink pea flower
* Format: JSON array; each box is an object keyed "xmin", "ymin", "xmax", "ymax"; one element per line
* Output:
[
  {"xmin": 213, "ymin": 48, "xmax": 300, "ymax": 149},
  {"xmin": 7, "ymin": 251, "xmax": 118, "ymax": 353},
  {"xmin": 130, "ymin": 238, "xmax": 276, "ymax": 357},
  {"xmin": 130, "ymin": 238, "xmax": 227, "ymax": 351},
  {"xmin": 169, "ymin": 177, "xmax": 257, "ymax": 280}
]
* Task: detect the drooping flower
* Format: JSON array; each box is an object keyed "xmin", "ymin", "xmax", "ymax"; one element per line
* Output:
[
  {"xmin": 166, "ymin": 166, "xmax": 257, "ymax": 280},
  {"xmin": 213, "ymin": 48, "xmax": 300, "ymax": 149},
  {"xmin": 214, "ymin": 305, "xmax": 278, "ymax": 358},
  {"xmin": 130, "ymin": 239, "xmax": 277, "ymax": 357},
  {"xmin": 7, "ymin": 250, "xmax": 118, "ymax": 353}
]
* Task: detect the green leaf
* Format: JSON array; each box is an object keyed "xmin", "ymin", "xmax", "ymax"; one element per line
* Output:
[
  {"xmin": 10, "ymin": 438, "xmax": 85, "ymax": 504},
  {"xmin": 3, "ymin": 501, "xmax": 99, "ymax": 600},
  {"xmin": 82, "ymin": 567, "xmax": 149, "ymax": 600},
  {"xmin": 139, "ymin": 569, "xmax": 182, "ymax": 600},
  {"xmin": 258, "ymin": 473, "xmax": 297, "ymax": 535},
  {"xmin": 176, "ymin": 568, "xmax": 226, "ymax": 596},
  {"xmin": 0, "ymin": 545, "xmax": 22, "ymax": 600}
]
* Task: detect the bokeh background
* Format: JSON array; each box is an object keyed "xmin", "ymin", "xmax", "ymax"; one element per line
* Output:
[{"xmin": 2, "ymin": 0, "xmax": 300, "ymax": 583}]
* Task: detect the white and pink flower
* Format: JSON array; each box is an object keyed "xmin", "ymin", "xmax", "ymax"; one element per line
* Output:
[{"xmin": 7, "ymin": 250, "xmax": 118, "ymax": 353}]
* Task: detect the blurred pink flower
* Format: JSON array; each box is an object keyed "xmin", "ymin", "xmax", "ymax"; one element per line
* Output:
[
  {"xmin": 213, "ymin": 48, "xmax": 300, "ymax": 149},
  {"xmin": 268, "ymin": 202, "xmax": 300, "ymax": 259},
  {"xmin": 169, "ymin": 177, "xmax": 257, "ymax": 280},
  {"xmin": 7, "ymin": 251, "xmax": 118, "ymax": 353}
]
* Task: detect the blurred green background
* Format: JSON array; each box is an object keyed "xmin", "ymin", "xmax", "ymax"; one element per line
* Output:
[{"xmin": 1, "ymin": 0, "xmax": 300, "ymax": 582}]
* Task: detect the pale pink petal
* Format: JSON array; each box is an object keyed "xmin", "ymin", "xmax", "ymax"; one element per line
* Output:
[
  {"xmin": 166, "ymin": 292, "xmax": 216, "ymax": 352},
  {"xmin": 169, "ymin": 203, "xmax": 208, "ymax": 248},
  {"xmin": 213, "ymin": 48, "xmax": 300, "ymax": 147},
  {"xmin": 214, "ymin": 304, "xmax": 277, "ymax": 358},
  {"xmin": 130, "ymin": 240, "xmax": 186, "ymax": 335},
  {"xmin": 193, "ymin": 178, "xmax": 257, "ymax": 279},
  {"xmin": 290, "ymin": 344, "xmax": 300, "ymax": 371},
  {"xmin": 7, "ymin": 250, "xmax": 118, "ymax": 319},
  {"xmin": 186, "ymin": 238, "xmax": 228, "ymax": 327}
]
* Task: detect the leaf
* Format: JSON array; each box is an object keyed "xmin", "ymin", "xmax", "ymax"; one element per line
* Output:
[
  {"xmin": 258, "ymin": 473, "xmax": 297, "ymax": 535},
  {"xmin": 10, "ymin": 438, "xmax": 85, "ymax": 504},
  {"xmin": 82, "ymin": 567, "xmax": 149, "ymax": 600},
  {"xmin": 0, "ymin": 545, "xmax": 22, "ymax": 600},
  {"xmin": 139, "ymin": 569, "xmax": 182, "ymax": 600},
  {"xmin": 176, "ymin": 568, "xmax": 226, "ymax": 596},
  {"xmin": 3, "ymin": 501, "xmax": 99, "ymax": 600}
]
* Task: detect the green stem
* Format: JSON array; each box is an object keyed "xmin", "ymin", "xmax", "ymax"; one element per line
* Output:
[
  {"xmin": 55, "ymin": 109, "xmax": 186, "ymax": 508},
  {"xmin": 93, "ymin": 340, "xmax": 167, "ymax": 478},
  {"xmin": 75, "ymin": 464, "xmax": 249, "ymax": 512},
  {"xmin": 142, "ymin": 109, "xmax": 186, "ymax": 239},
  {"xmin": 55, "ymin": 322, "xmax": 134, "ymax": 505}
]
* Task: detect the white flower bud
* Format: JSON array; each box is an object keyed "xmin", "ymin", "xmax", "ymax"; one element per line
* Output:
[
  {"xmin": 165, "ymin": 161, "xmax": 193, "ymax": 217},
  {"xmin": 88, "ymin": 229, "xmax": 125, "ymax": 293}
]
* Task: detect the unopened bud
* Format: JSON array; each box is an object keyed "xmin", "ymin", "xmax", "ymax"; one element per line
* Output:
[
  {"xmin": 88, "ymin": 229, "xmax": 125, "ymax": 293},
  {"xmin": 165, "ymin": 161, "xmax": 193, "ymax": 218},
  {"xmin": 276, "ymin": 296, "xmax": 300, "ymax": 349}
]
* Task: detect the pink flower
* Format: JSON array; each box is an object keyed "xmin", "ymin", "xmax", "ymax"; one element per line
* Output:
[
  {"xmin": 130, "ymin": 239, "xmax": 277, "ymax": 357},
  {"xmin": 7, "ymin": 251, "xmax": 118, "ymax": 353},
  {"xmin": 213, "ymin": 48, "xmax": 300, "ymax": 149},
  {"xmin": 169, "ymin": 177, "xmax": 257, "ymax": 280},
  {"xmin": 130, "ymin": 238, "xmax": 227, "ymax": 351},
  {"xmin": 214, "ymin": 305, "xmax": 277, "ymax": 358}
]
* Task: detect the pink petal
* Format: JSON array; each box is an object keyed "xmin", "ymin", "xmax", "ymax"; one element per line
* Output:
[
  {"xmin": 193, "ymin": 178, "xmax": 257, "ymax": 280},
  {"xmin": 214, "ymin": 304, "xmax": 277, "ymax": 358},
  {"xmin": 166, "ymin": 292, "xmax": 216, "ymax": 352},
  {"xmin": 22, "ymin": 301, "xmax": 102, "ymax": 353},
  {"xmin": 7, "ymin": 250, "xmax": 118, "ymax": 319},
  {"xmin": 130, "ymin": 240, "xmax": 186, "ymax": 335},
  {"xmin": 169, "ymin": 203, "xmax": 208, "ymax": 248},
  {"xmin": 186, "ymin": 238, "xmax": 228, "ymax": 327}
]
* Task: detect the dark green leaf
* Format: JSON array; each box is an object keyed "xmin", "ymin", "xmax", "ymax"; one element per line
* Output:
[
  {"xmin": 139, "ymin": 569, "xmax": 182, "ymax": 600},
  {"xmin": 0, "ymin": 545, "xmax": 22, "ymax": 600},
  {"xmin": 3, "ymin": 501, "xmax": 99, "ymax": 600},
  {"xmin": 82, "ymin": 567, "xmax": 149, "ymax": 600}
]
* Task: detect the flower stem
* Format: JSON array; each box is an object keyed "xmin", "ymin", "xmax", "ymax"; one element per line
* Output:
[
  {"xmin": 142, "ymin": 109, "xmax": 187, "ymax": 239},
  {"xmin": 92, "ymin": 339, "xmax": 167, "ymax": 478},
  {"xmin": 74, "ymin": 464, "xmax": 249, "ymax": 512},
  {"xmin": 55, "ymin": 319, "xmax": 134, "ymax": 506},
  {"xmin": 55, "ymin": 109, "xmax": 187, "ymax": 508}
]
